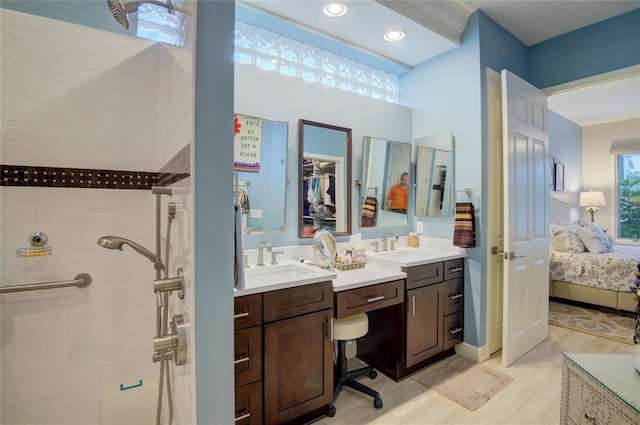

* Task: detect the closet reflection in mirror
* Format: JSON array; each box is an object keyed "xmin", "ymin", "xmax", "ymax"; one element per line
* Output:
[
  {"xmin": 234, "ymin": 113, "xmax": 289, "ymax": 234},
  {"xmin": 360, "ymin": 136, "xmax": 411, "ymax": 227},
  {"xmin": 414, "ymin": 132, "xmax": 454, "ymax": 217},
  {"xmin": 299, "ymin": 120, "xmax": 352, "ymax": 238}
]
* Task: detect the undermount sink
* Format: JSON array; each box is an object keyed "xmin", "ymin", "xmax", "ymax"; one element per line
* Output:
[
  {"xmin": 368, "ymin": 247, "xmax": 465, "ymax": 267},
  {"xmin": 238, "ymin": 259, "xmax": 336, "ymax": 295}
]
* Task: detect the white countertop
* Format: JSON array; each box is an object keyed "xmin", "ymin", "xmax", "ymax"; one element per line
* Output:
[
  {"xmin": 235, "ymin": 236, "xmax": 466, "ymax": 297},
  {"xmin": 332, "ymin": 263, "xmax": 407, "ymax": 292},
  {"xmin": 367, "ymin": 247, "xmax": 467, "ymax": 268}
]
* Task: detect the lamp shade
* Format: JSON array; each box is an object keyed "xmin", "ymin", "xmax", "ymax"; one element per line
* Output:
[{"xmin": 579, "ymin": 191, "xmax": 606, "ymax": 207}]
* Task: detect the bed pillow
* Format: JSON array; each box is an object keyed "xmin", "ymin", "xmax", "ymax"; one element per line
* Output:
[
  {"xmin": 549, "ymin": 224, "xmax": 585, "ymax": 253},
  {"xmin": 575, "ymin": 226, "xmax": 612, "ymax": 254}
]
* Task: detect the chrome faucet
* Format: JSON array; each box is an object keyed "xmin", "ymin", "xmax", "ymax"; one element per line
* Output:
[
  {"xmin": 382, "ymin": 233, "xmax": 399, "ymax": 251},
  {"xmin": 256, "ymin": 242, "xmax": 272, "ymax": 267}
]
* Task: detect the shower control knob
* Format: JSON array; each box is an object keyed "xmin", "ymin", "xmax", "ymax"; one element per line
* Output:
[{"xmin": 153, "ymin": 314, "xmax": 188, "ymax": 366}]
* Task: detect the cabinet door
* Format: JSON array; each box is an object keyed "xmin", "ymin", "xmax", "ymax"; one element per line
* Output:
[
  {"xmin": 235, "ymin": 381, "xmax": 262, "ymax": 425},
  {"xmin": 234, "ymin": 326, "xmax": 262, "ymax": 387},
  {"xmin": 264, "ymin": 309, "xmax": 333, "ymax": 425},
  {"xmin": 406, "ymin": 283, "xmax": 443, "ymax": 367}
]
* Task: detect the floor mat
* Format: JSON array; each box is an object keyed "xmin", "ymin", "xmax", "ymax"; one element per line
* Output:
[
  {"xmin": 416, "ymin": 355, "xmax": 512, "ymax": 411},
  {"xmin": 548, "ymin": 300, "xmax": 635, "ymax": 345}
]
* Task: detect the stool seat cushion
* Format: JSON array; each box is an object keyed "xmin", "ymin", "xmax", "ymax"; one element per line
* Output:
[{"xmin": 333, "ymin": 312, "xmax": 368, "ymax": 340}]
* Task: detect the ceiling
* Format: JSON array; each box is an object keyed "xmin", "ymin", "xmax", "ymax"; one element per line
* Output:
[{"xmin": 240, "ymin": 0, "xmax": 640, "ymax": 126}]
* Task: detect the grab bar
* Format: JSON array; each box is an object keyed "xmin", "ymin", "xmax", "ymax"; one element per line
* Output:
[{"xmin": 0, "ymin": 273, "xmax": 91, "ymax": 294}]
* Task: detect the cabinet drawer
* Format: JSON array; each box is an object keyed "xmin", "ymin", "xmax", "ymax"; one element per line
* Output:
[
  {"xmin": 443, "ymin": 278, "xmax": 464, "ymax": 316},
  {"xmin": 263, "ymin": 281, "xmax": 333, "ymax": 323},
  {"xmin": 443, "ymin": 311, "xmax": 464, "ymax": 350},
  {"xmin": 234, "ymin": 294, "xmax": 262, "ymax": 330},
  {"xmin": 405, "ymin": 262, "xmax": 443, "ymax": 290},
  {"xmin": 235, "ymin": 381, "xmax": 262, "ymax": 425},
  {"xmin": 443, "ymin": 258, "xmax": 464, "ymax": 281},
  {"xmin": 334, "ymin": 280, "xmax": 404, "ymax": 319},
  {"xmin": 234, "ymin": 326, "xmax": 262, "ymax": 387}
]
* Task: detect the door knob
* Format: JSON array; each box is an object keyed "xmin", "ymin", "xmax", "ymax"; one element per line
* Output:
[{"xmin": 508, "ymin": 252, "xmax": 526, "ymax": 260}]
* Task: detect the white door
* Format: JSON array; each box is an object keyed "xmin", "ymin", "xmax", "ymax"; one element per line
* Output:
[
  {"xmin": 501, "ymin": 70, "xmax": 550, "ymax": 367},
  {"xmin": 486, "ymin": 70, "xmax": 504, "ymax": 355}
]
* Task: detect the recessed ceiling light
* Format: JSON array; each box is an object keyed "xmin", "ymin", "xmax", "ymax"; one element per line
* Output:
[
  {"xmin": 323, "ymin": 2, "xmax": 348, "ymax": 18},
  {"xmin": 384, "ymin": 29, "xmax": 406, "ymax": 42}
]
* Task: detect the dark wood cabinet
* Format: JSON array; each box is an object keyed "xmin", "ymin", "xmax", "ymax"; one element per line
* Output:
[
  {"xmin": 359, "ymin": 258, "xmax": 465, "ymax": 381},
  {"xmin": 234, "ymin": 294, "xmax": 263, "ymax": 425},
  {"xmin": 406, "ymin": 283, "xmax": 443, "ymax": 367},
  {"xmin": 263, "ymin": 281, "xmax": 333, "ymax": 425},
  {"xmin": 235, "ymin": 282, "xmax": 333, "ymax": 425}
]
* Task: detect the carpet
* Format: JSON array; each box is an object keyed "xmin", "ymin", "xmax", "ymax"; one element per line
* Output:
[
  {"xmin": 416, "ymin": 355, "xmax": 512, "ymax": 411},
  {"xmin": 548, "ymin": 300, "xmax": 635, "ymax": 345}
]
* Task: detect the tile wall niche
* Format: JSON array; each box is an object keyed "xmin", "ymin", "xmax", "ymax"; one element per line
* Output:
[{"xmin": 0, "ymin": 7, "xmax": 196, "ymax": 424}]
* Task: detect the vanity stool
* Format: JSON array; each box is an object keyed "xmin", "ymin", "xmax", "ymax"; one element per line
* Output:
[{"xmin": 328, "ymin": 312, "xmax": 382, "ymax": 417}]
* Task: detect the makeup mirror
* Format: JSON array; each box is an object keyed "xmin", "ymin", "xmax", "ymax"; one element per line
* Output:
[{"xmin": 298, "ymin": 119, "xmax": 352, "ymax": 238}]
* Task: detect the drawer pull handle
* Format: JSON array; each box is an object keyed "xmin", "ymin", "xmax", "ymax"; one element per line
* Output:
[
  {"xmin": 234, "ymin": 312, "xmax": 250, "ymax": 320},
  {"xmin": 450, "ymin": 327, "xmax": 463, "ymax": 335},
  {"xmin": 448, "ymin": 267, "xmax": 463, "ymax": 273},
  {"xmin": 449, "ymin": 294, "xmax": 463, "ymax": 300},
  {"xmin": 367, "ymin": 295, "xmax": 385, "ymax": 303},
  {"xmin": 234, "ymin": 356, "xmax": 250, "ymax": 365},
  {"xmin": 412, "ymin": 295, "xmax": 416, "ymax": 317},
  {"xmin": 584, "ymin": 412, "xmax": 595, "ymax": 421},
  {"xmin": 235, "ymin": 412, "xmax": 251, "ymax": 422}
]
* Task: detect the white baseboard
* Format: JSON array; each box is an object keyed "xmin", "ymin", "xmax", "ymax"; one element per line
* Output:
[{"xmin": 455, "ymin": 342, "xmax": 490, "ymax": 363}]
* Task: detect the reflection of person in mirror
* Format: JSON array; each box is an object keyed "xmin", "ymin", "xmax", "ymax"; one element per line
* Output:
[{"xmin": 386, "ymin": 172, "xmax": 408, "ymax": 213}]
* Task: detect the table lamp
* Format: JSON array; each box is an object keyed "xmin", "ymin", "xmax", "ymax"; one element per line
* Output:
[{"xmin": 579, "ymin": 191, "xmax": 606, "ymax": 222}]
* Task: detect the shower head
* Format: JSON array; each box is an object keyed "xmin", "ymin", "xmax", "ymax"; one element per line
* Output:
[
  {"xmin": 107, "ymin": 0, "xmax": 174, "ymax": 30},
  {"xmin": 97, "ymin": 236, "xmax": 158, "ymax": 264}
]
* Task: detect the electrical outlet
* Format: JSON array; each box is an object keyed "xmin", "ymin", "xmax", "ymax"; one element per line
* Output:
[
  {"xmin": 416, "ymin": 221, "xmax": 424, "ymax": 234},
  {"xmin": 250, "ymin": 209, "xmax": 262, "ymax": 219}
]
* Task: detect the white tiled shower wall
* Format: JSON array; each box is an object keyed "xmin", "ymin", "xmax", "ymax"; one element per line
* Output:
[{"xmin": 1, "ymin": 7, "xmax": 196, "ymax": 424}]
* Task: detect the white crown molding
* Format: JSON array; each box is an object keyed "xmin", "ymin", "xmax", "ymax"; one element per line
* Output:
[{"xmin": 376, "ymin": 0, "xmax": 475, "ymax": 45}]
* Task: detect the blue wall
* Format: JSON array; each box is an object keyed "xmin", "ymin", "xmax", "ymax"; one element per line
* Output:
[
  {"xmin": 194, "ymin": 1, "xmax": 235, "ymax": 423},
  {"xmin": 528, "ymin": 9, "xmax": 640, "ymax": 88}
]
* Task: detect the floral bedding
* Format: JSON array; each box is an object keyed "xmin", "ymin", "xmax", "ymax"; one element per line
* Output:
[{"xmin": 550, "ymin": 244, "xmax": 640, "ymax": 291}]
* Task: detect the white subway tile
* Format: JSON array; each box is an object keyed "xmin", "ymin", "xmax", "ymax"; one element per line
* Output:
[
  {"xmin": 45, "ymin": 18, "xmax": 100, "ymax": 52},
  {"xmin": 0, "ymin": 207, "xmax": 37, "ymax": 231},
  {"xmin": 0, "ymin": 9, "xmax": 43, "ymax": 39},
  {"xmin": 1, "ymin": 54, "xmax": 41, "ymax": 80},
  {"xmin": 98, "ymin": 31, "xmax": 155, "ymax": 57},
  {"xmin": 1, "ymin": 75, "xmax": 72, "ymax": 105},
  {"xmin": 40, "ymin": 60, "xmax": 101, "ymax": 88},
  {"xmin": 0, "ymin": 142, "xmax": 97, "ymax": 168},
  {"xmin": 1, "ymin": 33, "xmax": 70, "ymax": 63},
  {"xmin": 69, "ymin": 46, "xmax": 127, "ymax": 73},
  {"xmin": 0, "ymin": 332, "xmax": 41, "ymax": 368}
]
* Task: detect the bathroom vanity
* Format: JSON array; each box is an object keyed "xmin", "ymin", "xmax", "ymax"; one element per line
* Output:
[{"xmin": 233, "ymin": 243, "xmax": 466, "ymax": 423}]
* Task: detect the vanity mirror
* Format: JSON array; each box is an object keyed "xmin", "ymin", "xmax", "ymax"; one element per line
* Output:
[
  {"xmin": 234, "ymin": 113, "xmax": 289, "ymax": 234},
  {"xmin": 298, "ymin": 119, "xmax": 352, "ymax": 238},
  {"xmin": 414, "ymin": 132, "xmax": 454, "ymax": 218},
  {"xmin": 360, "ymin": 136, "xmax": 411, "ymax": 228}
]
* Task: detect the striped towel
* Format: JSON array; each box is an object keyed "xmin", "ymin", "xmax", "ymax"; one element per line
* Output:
[
  {"xmin": 453, "ymin": 202, "xmax": 476, "ymax": 248},
  {"xmin": 361, "ymin": 196, "xmax": 378, "ymax": 227}
]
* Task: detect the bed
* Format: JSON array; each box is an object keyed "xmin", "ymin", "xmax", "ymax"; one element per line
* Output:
[
  {"xmin": 549, "ymin": 244, "xmax": 640, "ymax": 312},
  {"xmin": 548, "ymin": 198, "xmax": 639, "ymax": 312}
]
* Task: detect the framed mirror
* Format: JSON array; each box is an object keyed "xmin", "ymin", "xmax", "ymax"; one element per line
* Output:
[
  {"xmin": 298, "ymin": 119, "xmax": 352, "ymax": 238},
  {"xmin": 414, "ymin": 132, "xmax": 454, "ymax": 218},
  {"xmin": 234, "ymin": 113, "xmax": 289, "ymax": 234},
  {"xmin": 360, "ymin": 136, "xmax": 411, "ymax": 228}
]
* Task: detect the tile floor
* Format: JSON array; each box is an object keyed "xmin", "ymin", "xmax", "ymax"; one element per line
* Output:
[{"xmin": 315, "ymin": 324, "xmax": 635, "ymax": 425}]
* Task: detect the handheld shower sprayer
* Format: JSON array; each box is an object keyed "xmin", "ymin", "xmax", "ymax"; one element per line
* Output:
[
  {"xmin": 107, "ymin": 0, "xmax": 174, "ymax": 30},
  {"xmin": 97, "ymin": 236, "xmax": 163, "ymax": 270}
]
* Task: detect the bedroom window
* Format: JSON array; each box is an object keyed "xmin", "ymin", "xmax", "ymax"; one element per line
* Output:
[{"xmin": 616, "ymin": 151, "xmax": 640, "ymax": 242}]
